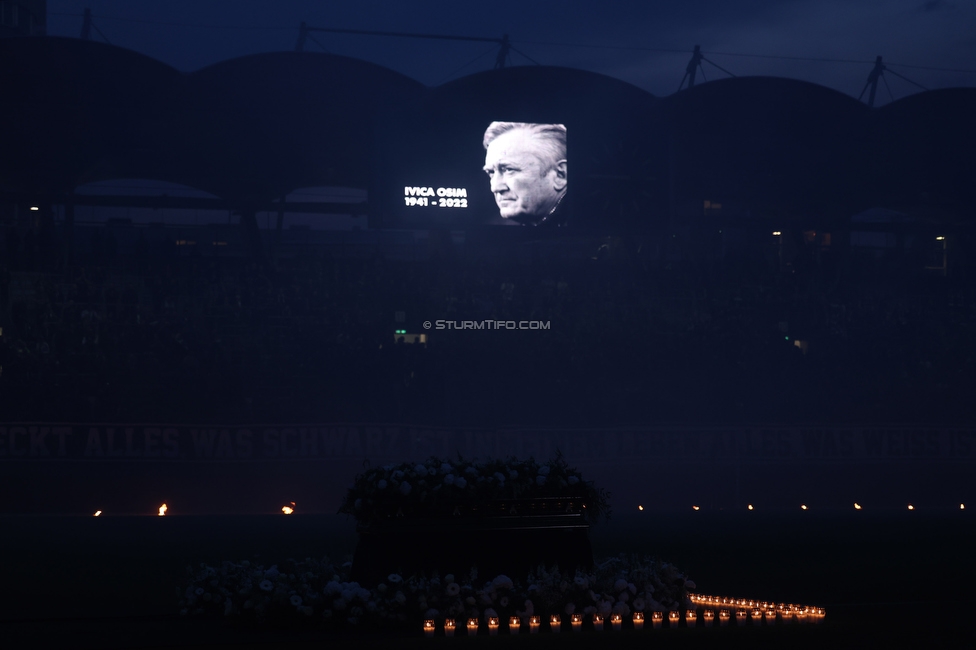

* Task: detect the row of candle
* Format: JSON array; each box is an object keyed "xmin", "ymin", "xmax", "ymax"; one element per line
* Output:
[
  {"xmin": 689, "ymin": 593, "xmax": 825, "ymax": 623},
  {"xmin": 422, "ymin": 604, "xmax": 824, "ymax": 637}
]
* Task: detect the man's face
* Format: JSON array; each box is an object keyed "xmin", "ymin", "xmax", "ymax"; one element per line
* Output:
[{"xmin": 483, "ymin": 129, "xmax": 564, "ymax": 220}]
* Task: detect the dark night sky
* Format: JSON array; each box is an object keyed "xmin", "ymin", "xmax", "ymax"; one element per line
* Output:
[{"xmin": 46, "ymin": 0, "xmax": 976, "ymax": 103}]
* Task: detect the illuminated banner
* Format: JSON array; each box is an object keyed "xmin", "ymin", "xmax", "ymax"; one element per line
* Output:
[
  {"xmin": 1, "ymin": 424, "xmax": 973, "ymax": 463},
  {"xmin": 374, "ymin": 116, "xmax": 569, "ymax": 229}
]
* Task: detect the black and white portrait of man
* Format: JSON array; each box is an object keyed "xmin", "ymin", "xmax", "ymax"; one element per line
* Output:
[{"xmin": 482, "ymin": 122, "xmax": 567, "ymax": 226}]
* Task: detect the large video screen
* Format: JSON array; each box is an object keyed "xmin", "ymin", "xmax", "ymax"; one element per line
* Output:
[{"xmin": 375, "ymin": 120, "xmax": 568, "ymax": 229}]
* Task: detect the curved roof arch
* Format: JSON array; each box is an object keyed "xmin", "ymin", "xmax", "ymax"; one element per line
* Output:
[
  {"xmin": 662, "ymin": 76, "xmax": 875, "ymax": 217},
  {"xmin": 0, "ymin": 36, "xmax": 183, "ymax": 194},
  {"xmin": 175, "ymin": 51, "xmax": 428, "ymax": 203}
]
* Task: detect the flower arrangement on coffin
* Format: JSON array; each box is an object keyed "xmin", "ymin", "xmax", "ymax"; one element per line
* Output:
[
  {"xmin": 179, "ymin": 553, "xmax": 694, "ymax": 630},
  {"xmin": 338, "ymin": 452, "xmax": 612, "ymax": 523}
]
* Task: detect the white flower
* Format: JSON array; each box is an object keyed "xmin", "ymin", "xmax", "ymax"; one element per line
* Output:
[
  {"xmin": 500, "ymin": 597, "xmax": 509, "ymax": 607},
  {"xmin": 567, "ymin": 475, "xmax": 580, "ymax": 485},
  {"xmin": 613, "ymin": 602, "xmax": 631, "ymax": 616},
  {"xmin": 444, "ymin": 474, "xmax": 455, "ymax": 485},
  {"xmin": 259, "ymin": 580, "xmax": 274, "ymax": 592},
  {"xmin": 565, "ymin": 603, "xmax": 576, "ymax": 615},
  {"xmin": 324, "ymin": 581, "xmax": 342, "ymax": 596},
  {"xmin": 619, "ymin": 591, "xmax": 630, "ymax": 602},
  {"xmin": 492, "ymin": 575, "xmax": 514, "ymax": 590},
  {"xmin": 388, "ymin": 573, "xmax": 403, "ymax": 584},
  {"xmin": 584, "ymin": 605, "xmax": 597, "ymax": 616},
  {"xmin": 614, "ymin": 579, "xmax": 629, "ymax": 592},
  {"xmin": 628, "ymin": 582, "xmax": 637, "ymax": 594},
  {"xmin": 377, "ymin": 479, "xmax": 388, "ymax": 490},
  {"xmin": 414, "ymin": 464, "xmax": 427, "ymax": 475},
  {"xmin": 445, "ymin": 574, "xmax": 455, "ymax": 584},
  {"xmin": 455, "ymin": 477, "xmax": 467, "ymax": 489},
  {"xmin": 440, "ymin": 463, "xmax": 453, "ymax": 473},
  {"xmin": 465, "ymin": 466, "xmax": 478, "ymax": 476},
  {"xmin": 632, "ymin": 598, "xmax": 646, "ymax": 612},
  {"xmin": 446, "ymin": 583, "xmax": 460, "ymax": 596},
  {"xmin": 356, "ymin": 587, "xmax": 370, "ymax": 601},
  {"xmin": 465, "ymin": 596, "xmax": 476, "ymax": 606},
  {"xmin": 393, "ymin": 470, "xmax": 405, "ymax": 480},
  {"xmin": 685, "ymin": 580, "xmax": 696, "ymax": 589},
  {"xmin": 399, "ymin": 482, "xmax": 412, "ymax": 496},
  {"xmin": 484, "ymin": 608, "xmax": 498, "ymax": 620},
  {"xmin": 493, "ymin": 472, "xmax": 506, "ymax": 483},
  {"xmin": 290, "ymin": 595, "xmax": 303, "ymax": 606},
  {"xmin": 264, "ymin": 565, "xmax": 280, "ymax": 578},
  {"xmin": 195, "ymin": 587, "xmax": 205, "ymax": 596},
  {"xmin": 523, "ymin": 600, "xmax": 535, "ymax": 615},
  {"xmin": 425, "ymin": 608, "xmax": 440, "ymax": 618},
  {"xmin": 395, "ymin": 591, "xmax": 406, "ymax": 605},
  {"xmin": 536, "ymin": 475, "xmax": 546, "ymax": 486},
  {"xmin": 538, "ymin": 466, "xmax": 550, "ymax": 476},
  {"xmin": 509, "ymin": 470, "xmax": 518, "ymax": 479},
  {"xmin": 428, "ymin": 467, "xmax": 437, "ymax": 476},
  {"xmin": 574, "ymin": 575, "xmax": 588, "ymax": 588}
]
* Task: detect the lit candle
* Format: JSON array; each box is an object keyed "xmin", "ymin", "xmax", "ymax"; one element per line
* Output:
[
  {"xmin": 703, "ymin": 610, "xmax": 714, "ymax": 627},
  {"xmin": 814, "ymin": 607, "xmax": 826, "ymax": 623},
  {"xmin": 571, "ymin": 613, "xmax": 583, "ymax": 632},
  {"xmin": 764, "ymin": 609, "xmax": 776, "ymax": 625},
  {"xmin": 685, "ymin": 609, "xmax": 697, "ymax": 628},
  {"xmin": 611, "ymin": 613, "xmax": 622, "ymax": 631},
  {"xmin": 719, "ymin": 610, "xmax": 730, "ymax": 627},
  {"xmin": 593, "ymin": 613, "xmax": 604, "ymax": 631},
  {"xmin": 751, "ymin": 609, "xmax": 762, "ymax": 625},
  {"xmin": 736, "ymin": 610, "xmax": 747, "ymax": 625},
  {"xmin": 488, "ymin": 616, "xmax": 499, "ymax": 635},
  {"xmin": 467, "ymin": 618, "xmax": 479, "ymax": 635},
  {"xmin": 424, "ymin": 619, "xmax": 435, "ymax": 638},
  {"xmin": 668, "ymin": 611, "xmax": 680, "ymax": 628},
  {"xmin": 652, "ymin": 611, "xmax": 663, "ymax": 629},
  {"xmin": 509, "ymin": 616, "xmax": 520, "ymax": 634},
  {"xmin": 633, "ymin": 612, "xmax": 644, "ymax": 630},
  {"xmin": 444, "ymin": 618, "xmax": 456, "ymax": 637},
  {"xmin": 798, "ymin": 607, "xmax": 810, "ymax": 624},
  {"xmin": 529, "ymin": 615, "xmax": 540, "ymax": 634},
  {"xmin": 550, "ymin": 614, "xmax": 561, "ymax": 633}
]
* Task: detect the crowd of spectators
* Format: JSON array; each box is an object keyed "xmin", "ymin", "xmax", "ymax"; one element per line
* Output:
[{"xmin": 2, "ymin": 222, "xmax": 975, "ymax": 427}]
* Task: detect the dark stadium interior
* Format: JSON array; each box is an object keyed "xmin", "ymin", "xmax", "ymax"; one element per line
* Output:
[{"xmin": 2, "ymin": 6, "xmax": 976, "ymax": 649}]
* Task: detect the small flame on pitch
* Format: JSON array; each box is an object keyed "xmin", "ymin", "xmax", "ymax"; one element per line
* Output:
[
  {"xmin": 961, "ymin": 503, "xmax": 966, "ymax": 510},
  {"xmin": 801, "ymin": 504, "xmax": 808, "ymax": 510},
  {"xmin": 282, "ymin": 501, "xmax": 296, "ymax": 515},
  {"xmin": 158, "ymin": 503, "xmax": 168, "ymax": 516},
  {"xmin": 908, "ymin": 504, "xmax": 914, "ymax": 511},
  {"xmin": 692, "ymin": 505, "xmax": 700, "ymax": 511},
  {"xmin": 747, "ymin": 504, "xmax": 754, "ymax": 510},
  {"xmin": 638, "ymin": 505, "xmax": 644, "ymax": 511},
  {"xmin": 93, "ymin": 510, "xmax": 102, "ymax": 517},
  {"xmin": 854, "ymin": 503, "xmax": 862, "ymax": 510}
]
